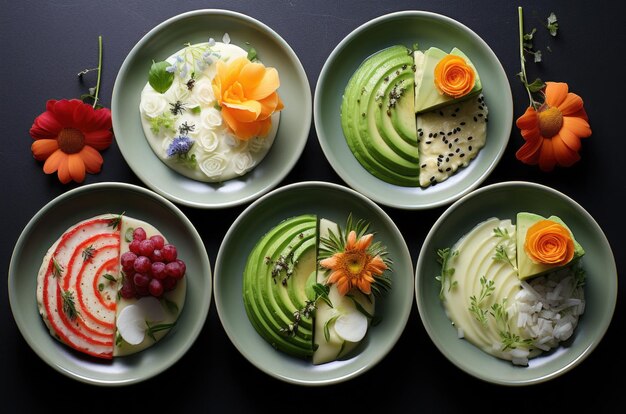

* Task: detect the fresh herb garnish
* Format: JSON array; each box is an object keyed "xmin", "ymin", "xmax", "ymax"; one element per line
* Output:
[
  {"xmin": 107, "ymin": 212, "xmax": 124, "ymax": 230},
  {"xmin": 246, "ymin": 46, "xmax": 258, "ymax": 62},
  {"xmin": 149, "ymin": 112, "xmax": 177, "ymax": 134},
  {"xmin": 468, "ymin": 276, "xmax": 495, "ymax": 326},
  {"xmin": 52, "ymin": 257, "xmax": 64, "ymax": 278},
  {"xmin": 82, "ymin": 245, "xmax": 95, "ymax": 261},
  {"xmin": 98, "ymin": 283, "xmax": 104, "ymax": 292},
  {"xmin": 161, "ymin": 297, "xmax": 179, "ymax": 315},
  {"xmin": 103, "ymin": 273, "xmax": 117, "ymax": 283},
  {"xmin": 546, "ymin": 12, "xmax": 559, "ymax": 37},
  {"xmin": 149, "ymin": 60, "xmax": 175, "ymax": 94},
  {"xmin": 490, "ymin": 300, "xmax": 533, "ymax": 351},
  {"xmin": 281, "ymin": 283, "xmax": 330, "ymax": 337},
  {"xmin": 178, "ymin": 121, "xmax": 195, "ymax": 135},
  {"xmin": 145, "ymin": 320, "xmax": 177, "ymax": 342},
  {"xmin": 61, "ymin": 290, "xmax": 80, "ymax": 321},
  {"xmin": 493, "ymin": 245, "xmax": 517, "ymax": 270},
  {"xmin": 435, "ymin": 248, "xmax": 458, "ymax": 299}
]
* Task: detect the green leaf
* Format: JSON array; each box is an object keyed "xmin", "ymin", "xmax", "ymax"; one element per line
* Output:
[
  {"xmin": 103, "ymin": 273, "xmax": 117, "ymax": 283},
  {"xmin": 161, "ymin": 297, "xmax": 179, "ymax": 315},
  {"xmin": 546, "ymin": 12, "xmax": 558, "ymax": 36},
  {"xmin": 526, "ymin": 78, "xmax": 546, "ymax": 93},
  {"xmin": 149, "ymin": 60, "xmax": 174, "ymax": 94},
  {"xmin": 246, "ymin": 46, "xmax": 258, "ymax": 62}
]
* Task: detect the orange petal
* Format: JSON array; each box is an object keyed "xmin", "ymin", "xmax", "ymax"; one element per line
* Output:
[
  {"xmin": 67, "ymin": 153, "xmax": 86, "ymax": 183},
  {"xmin": 57, "ymin": 155, "xmax": 72, "ymax": 184},
  {"xmin": 336, "ymin": 279, "xmax": 350, "ymax": 296},
  {"xmin": 327, "ymin": 270, "xmax": 343, "ymax": 285},
  {"xmin": 31, "ymin": 139, "xmax": 59, "ymax": 161},
  {"xmin": 557, "ymin": 128, "xmax": 581, "ymax": 152},
  {"xmin": 355, "ymin": 234, "xmax": 373, "ymax": 251},
  {"xmin": 515, "ymin": 107, "xmax": 539, "ymax": 130},
  {"xmin": 538, "ymin": 138, "xmax": 556, "ymax": 172},
  {"xmin": 221, "ymin": 110, "xmax": 261, "ymax": 140},
  {"xmin": 319, "ymin": 256, "xmax": 338, "ymax": 269},
  {"xmin": 562, "ymin": 116, "xmax": 592, "ymax": 138},
  {"xmin": 222, "ymin": 100, "xmax": 262, "ymax": 122},
  {"xmin": 552, "ymin": 135, "xmax": 581, "ymax": 167},
  {"xmin": 43, "ymin": 150, "xmax": 66, "ymax": 174},
  {"xmin": 245, "ymin": 67, "xmax": 280, "ymax": 100},
  {"xmin": 515, "ymin": 136, "xmax": 542, "ymax": 164},
  {"xmin": 80, "ymin": 145, "xmax": 104, "ymax": 173},
  {"xmin": 256, "ymin": 118, "xmax": 272, "ymax": 138},
  {"xmin": 221, "ymin": 57, "xmax": 249, "ymax": 89},
  {"xmin": 557, "ymin": 93, "xmax": 584, "ymax": 116},
  {"xmin": 356, "ymin": 278, "xmax": 372, "ymax": 295},
  {"xmin": 346, "ymin": 231, "xmax": 357, "ymax": 250},
  {"xmin": 368, "ymin": 256, "xmax": 388, "ymax": 274},
  {"xmin": 257, "ymin": 92, "xmax": 280, "ymax": 120},
  {"xmin": 545, "ymin": 82, "xmax": 568, "ymax": 108},
  {"xmin": 238, "ymin": 62, "xmax": 267, "ymax": 93}
]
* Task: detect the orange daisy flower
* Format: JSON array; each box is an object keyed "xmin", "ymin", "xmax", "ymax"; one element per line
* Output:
[
  {"xmin": 515, "ymin": 82, "xmax": 591, "ymax": 172},
  {"xmin": 319, "ymin": 230, "xmax": 388, "ymax": 296},
  {"xmin": 30, "ymin": 99, "xmax": 113, "ymax": 184}
]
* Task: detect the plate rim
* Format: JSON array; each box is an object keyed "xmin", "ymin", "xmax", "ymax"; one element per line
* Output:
[
  {"xmin": 313, "ymin": 9, "xmax": 513, "ymax": 210},
  {"xmin": 111, "ymin": 8, "xmax": 312, "ymax": 209},
  {"xmin": 8, "ymin": 181, "xmax": 213, "ymax": 386},
  {"xmin": 414, "ymin": 180, "xmax": 618, "ymax": 385},
  {"xmin": 213, "ymin": 180, "xmax": 415, "ymax": 386}
]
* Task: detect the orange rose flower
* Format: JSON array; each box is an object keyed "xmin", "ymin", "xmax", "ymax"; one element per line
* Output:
[
  {"xmin": 434, "ymin": 54, "xmax": 476, "ymax": 98},
  {"xmin": 516, "ymin": 82, "xmax": 591, "ymax": 172},
  {"xmin": 212, "ymin": 56, "xmax": 284, "ymax": 140},
  {"xmin": 524, "ymin": 219, "xmax": 575, "ymax": 266}
]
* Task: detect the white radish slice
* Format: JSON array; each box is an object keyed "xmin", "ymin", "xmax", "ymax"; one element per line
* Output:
[
  {"xmin": 117, "ymin": 305, "xmax": 146, "ymax": 345},
  {"xmin": 334, "ymin": 309, "xmax": 368, "ymax": 343},
  {"xmin": 117, "ymin": 297, "xmax": 166, "ymax": 345}
]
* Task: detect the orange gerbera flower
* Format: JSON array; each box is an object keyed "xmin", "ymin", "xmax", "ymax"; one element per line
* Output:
[
  {"xmin": 212, "ymin": 56, "xmax": 284, "ymax": 141},
  {"xmin": 515, "ymin": 82, "xmax": 591, "ymax": 172},
  {"xmin": 319, "ymin": 231, "xmax": 388, "ymax": 296},
  {"xmin": 30, "ymin": 99, "xmax": 113, "ymax": 184}
]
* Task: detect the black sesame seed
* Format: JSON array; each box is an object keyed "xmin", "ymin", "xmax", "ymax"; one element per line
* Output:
[
  {"xmin": 417, "ymin": 128, "xmax": 422, "ymax": 132},
  {"xmin": 425, "ymin": 141, "xmax": 431, "ymax": 145},
  {"xmin": 421, "ymin": 163, "xmax": 427, "ymax": 168},
  {"xmin": 478, "ymin": 113, "xmax": 483, "ymax": 117},
  {"xmin": 448, "ymin": 143, "xmax": 452, "ymax": 149},
  {"xmin": 474, "ymin": 116, "xmax": 478, "ymax": 122},
  {"xmin": 445, "ymin": 157, "xmax": 449, "ymax": 162},
  {"xmin": 447, "ymin": 131, "xmax": 452, "ymax": 136},
  {"xmin": 428, "ymin": 132, "xmax": 433, "ymax": 138},
  {"xmin": 460, "ymin": 153, "xmax": 465, "ymax": 158},
  {"xmin": 440, "ymin": 131, "xmax": 445, "ymax": 135},
  {"xmin": 456, "ymin": 148, "xmax": 460, "ymax": 153},
  {"xmin": 468, "ymin": 136, "xmax": 473, "ymax": 141},
  {"xmin": 478, "ymin": 105, "xmax": 483, "ymax": 110},
  {"xmin": 446, "ymin": 167, "xmax": 451, "ymax": 172},
  {"xmin": 451, "ymin": 113, "xmax": 456, "ymax": 117},
  {"xmin": 439, "ymin": 111, "xmax": 444, "ymax": 116},
  {"xmin": 460, "ymin": 122, "xmax": 466, "ymax": 125},
  {"xmin": 449, "ymin": 153, "xmax": 454, "ymax": 157},
  {"xmin": 468, "ymin": 145, "xmax": 473, "ymax": 151},
  {"xmin": 419, "ymin": 131, "xmax": 423, "ymax": 136},
  {"xmin": 454, "ymin": 138, "xmax": 459, "ymax": 143},
  {"xmin": 438, "ymin": 168, "xmax": 443, "ymax": 173}
]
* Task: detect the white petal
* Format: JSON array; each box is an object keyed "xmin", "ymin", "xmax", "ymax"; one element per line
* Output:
[{"xmin": 334, "ymin": 310, "xmax": 368, "ymax": 342}]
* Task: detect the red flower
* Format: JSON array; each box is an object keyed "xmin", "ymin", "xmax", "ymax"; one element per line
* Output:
[
  {"xmin": 30, "ymin": 99, "xmax": 113, "ymax": 183},
  {"xmin": 515, "ymin": 82, "xmax": 591, "ymax": 171}
]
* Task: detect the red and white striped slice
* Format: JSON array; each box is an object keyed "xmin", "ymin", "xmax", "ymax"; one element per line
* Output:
[{"xmin": 36, "ymin": 214, "xmax": 121, "ymax": 359}]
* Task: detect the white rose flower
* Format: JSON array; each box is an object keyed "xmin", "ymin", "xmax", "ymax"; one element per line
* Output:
[
  {"xmin": 193, "ymin": 79, "xmax": 216, "ymax": 107},
  {"xmin": 140, "ymin": 91, "xmax": 168, "ymax": 118},
  {"xmin": 164, "ymin": 77, "xmax": 191, "ymax": 103},
  {"xmin": 199, "ymin": 154, "xmax": 228, "ymax": 180},
  {"xmin": 248, "ymin": 136, "xmax": 267, "ymax": 153},
  {"xmin": 233, "ymin": 151, "xmax": 255, "ymax": 176},
  {"xmin": 200, "ymin": 107, "xmax": 222, "ymax": 130},
  {"xmin": 224, "ymin": 132, "xmax": 248, "ymax": 151},
  {"xmin": 198, "ymin": 130, "xmax": 219, "ymax": 152}
]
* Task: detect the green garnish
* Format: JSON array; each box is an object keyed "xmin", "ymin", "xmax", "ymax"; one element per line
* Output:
[
  {"xmin": 281, "ymin": 283, "xmax": 330, "ymax": 337},
  {"xmin": 493, "ymin": 227, "xmax": 512, "ymax": 239},
  {"xmin": 149, "ymin": 112, "xmax": 177, "ymax": 134},
  {"xmin": 468, "ymin": 276, "xmax": 495, "ymax": 326},
  {"xmin": 546, "ymin": 12, "xmax": 558, "ymax": 37},
  {"xmin": 246, "ymin": 46, "xmax": 258, "ymax": 62},
  {"xmin": 82, "ymin": 245, "xmax": 95, "ymax": 261},
  {"xmin": 107, "ymin": 212, "xmax": 124, "ymax": 230},
  {"xmin": 493, "ymin": 245, "xmax": 517, "ymax": 270},
  {"xmin": 490, "ymin": 300, "xmax": 533, "ymax": 351},
  {"xmin": 98, "ymin": 283, "xmax": 104, "ymax": 292},
  {"xmin": 161, "ymin": 297, "xmax": 179, "ymax": 315},
  {"xmin": 148, "ymin": 60, "xmax": 175, "ymax": 94},
  {"xmin": 52, "ymin": 257, "xmax": 64, "ymax": 278},
  {"xmin": 145, "ymin": 320, "xmax": 177, "ymax": 342},
  {"xmin": 103, "ymin": 273, "xmax": 117, "ymax": 283},
  {"xmin": 61, "ymin": 290, "xmax": 80, "ymax": 321},
  {"xmin": 435, "ymin": 248, "xmax": 458, "ymax": 299}
]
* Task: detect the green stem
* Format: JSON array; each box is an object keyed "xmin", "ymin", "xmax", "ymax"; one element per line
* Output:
[
  {"xmin": 93, "ymin": 35, "xmax": 103, "ymax": 108},
  {"xmin": 518, "ymin": 7, "xmax": 534, "ymax": 108}
]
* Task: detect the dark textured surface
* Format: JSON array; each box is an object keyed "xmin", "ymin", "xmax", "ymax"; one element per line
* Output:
[{"xmin": 1, "ymin": 0, "xmax": 623, "ymax": 410}]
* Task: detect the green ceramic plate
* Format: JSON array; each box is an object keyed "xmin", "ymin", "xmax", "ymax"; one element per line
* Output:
[
  {"xmin": 214, "ymin": 181, "xmax": 414, "ymax": 385},
  {"xmin": 112, "ymin": 9, "xmax": 311, "ymax": 209},
  {"xmin": 314, "ymin": 11, "xmax": 512, "ymax": 209},
  {"xmin": 8, "ymin": 182, "xmax": 212, "ymax": 386},
  {"xmin": 415, "ymin": 181, "xmax": 617, "ymax": 385}
]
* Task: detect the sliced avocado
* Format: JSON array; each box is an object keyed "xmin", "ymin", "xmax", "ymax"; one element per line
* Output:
[
  {"xmin": 516, "ymin": 212, "xmax": 585, "ymax": 280},
  {"xmin": 340, "ymin": 45, "xmax": 420, "ymax": 186},
  {"xmin": 414, "ymin": 46, "xmax": 482, "ymax": 114},
  {"xmin": 243, "ymin": 215, "xmax": 317, "ymax": 358}
]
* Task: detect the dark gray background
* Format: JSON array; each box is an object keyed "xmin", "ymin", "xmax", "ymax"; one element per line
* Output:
[{"xmin": 1, "ymin": 0, "xmax": 623, "ymax": 411}]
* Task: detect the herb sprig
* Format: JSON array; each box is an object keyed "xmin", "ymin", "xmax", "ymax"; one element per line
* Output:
[
  {"xmin": 280, "ymin": 283, "xmax": 331, "ymax": 337},
  {"xmin": 61, "ymin": 290, "xmax": 80, "ymax": 321},
  {"xmin": 490, "ymin": 300, "xmax": 533, "ymax": 351},
  {"xmin": 468, "ymin": 275, "xmax": 495, "ymax": 326},
  {"xmin": 436, "ymin": 248, "xmax": 458, "ymax": 299}
]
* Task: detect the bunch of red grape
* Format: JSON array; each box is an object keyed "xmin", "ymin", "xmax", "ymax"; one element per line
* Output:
[{"xmin": 119, "ymin": 227, "xmax": 186, "ymax": 299}]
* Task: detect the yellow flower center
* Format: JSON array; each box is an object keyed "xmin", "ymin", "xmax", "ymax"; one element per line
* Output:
[
  {"xmin": 344, "ymin": 252, "xmax": 367, "ymax": 276},
  {"xmin": 58, "ymin": 128, "xmax": 85, "ymax": 154},
  {"xmin": 538, "ymin": 106, "xmax": 563, "ymax": 138}
]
